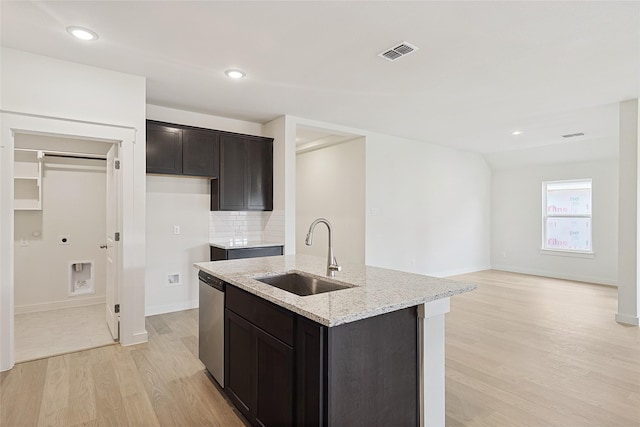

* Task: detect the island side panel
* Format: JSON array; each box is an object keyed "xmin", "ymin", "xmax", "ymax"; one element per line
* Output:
[
  {"xmin": 418, "ymin": 298, "xmax": 450, "ymax": 427},
  {"xmin": 326, "ymin": 307, "xmax": 419, "ymax": 427}
]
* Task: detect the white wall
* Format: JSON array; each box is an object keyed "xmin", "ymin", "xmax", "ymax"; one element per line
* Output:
[
  {"xmin": 145, "ymin": 175, "xmax": 209, "ymax": 315},
  {"xmin": 1, "ymin": 48, "xmax": 147, "ymax": 371},
  {"xmin": 14, "ymin": 155, "xmax": 107, "ymax": 313},
  {"xmin": 366, "ymin": 135, "xmax": 492, "ymax": 277},
  {"xmin": 263, "ymin": 115, "xmax": 297, "ymax": 254},
  {"xmin": 491, "ymin": 159, "xmax": 619, "ymax": 285},
  {"xmin": 296, "ymin": 138, "xmax": 366, "ymax": 264}
]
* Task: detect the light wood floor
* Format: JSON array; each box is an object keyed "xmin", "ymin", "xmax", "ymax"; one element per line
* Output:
[
  {"xmin": 446, "ymin": 270, "xmax": 640, "ymax": 427},
  {"xmin": 1, "ymin": 271, "xmax": 638, "ymax": 426}
]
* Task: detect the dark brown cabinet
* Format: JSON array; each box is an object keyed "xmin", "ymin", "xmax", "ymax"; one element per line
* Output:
[
  {"xmin": 224, "ymin": 285, "xmax": 419, "ymax": 427},
  {"xmin": 146, "ymin": 121, "xmax": 183, "ymax": 175},
  {"xmin": 210, "ymin": 245, "xmax": 283, "ymax": 261},
  {"xmin": 212, "ymin": 134, "xmax": 273, "ymax": 211},
  {"xmin": 146, "ymin": 120, "xmax": 219, "ymax": 178},
  {"xmin": 246, "ymin": 138, "xmax": 273, "ymax": 210},
  {"xmin": 182, "ymin": 128, "xmax": 219, "ymax": 177},
  {"xmin": 225, "ymin": 286, "xmax": 294, "ymax": 426}
]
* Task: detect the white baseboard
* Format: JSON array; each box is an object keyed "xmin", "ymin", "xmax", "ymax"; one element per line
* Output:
[
  {"xmin": 435, "ymin": 265, "xmax": 492, "ymax": 278},
  {"xmin": 615, "ymin": 313, "xmax": 639, "ymax": 326},
  {"xmin": 145, "ymin": 299, "xmax": 198, "ymax": 316},
  {"xmin": 490, "ymin": 264, "xmax": 618, "ymax": 287},
  {"xmin": 121, "ymin": 330, "xmax": 149, "ymax": 346},
  {"xmin": 15, "ymin": 296, "xmax": 106, "ymax": 314}
]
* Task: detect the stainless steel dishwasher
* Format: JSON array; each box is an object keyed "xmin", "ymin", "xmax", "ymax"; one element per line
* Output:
[{"xmin": 198, "ymin": 270, "xmax": 225, "ymax": 387}]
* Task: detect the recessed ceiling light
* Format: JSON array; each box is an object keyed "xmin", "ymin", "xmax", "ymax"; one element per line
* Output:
[
  {"xmin": 225, "ymin": 69, "xmax": 246, "ymax": 79},
  {"xmin": 512, "ymin": 130, "xmax": 522, "ymax": 136},
  {"xmin": 67, "ymin": 26, "xmax": 98, "ymax": 41}
]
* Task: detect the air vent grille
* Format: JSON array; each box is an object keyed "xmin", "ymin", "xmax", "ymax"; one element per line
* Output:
[
  {"xmin": 378, "ymin": 41, "xmax": 419, "ymax": 61},
  {"xmin": 562, "ymin": 132, "xmax": 585, "ymax": 138}
]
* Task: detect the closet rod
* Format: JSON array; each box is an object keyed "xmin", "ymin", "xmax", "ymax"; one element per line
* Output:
[{"xmin": 14, "ymin": 148, "xmax": 107, "ymax": 160}]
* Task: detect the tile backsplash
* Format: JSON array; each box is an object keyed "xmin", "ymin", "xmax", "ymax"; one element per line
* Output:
[{"xmin": 209, "ymin": 210, "xmax": 285, "ymax": 243}]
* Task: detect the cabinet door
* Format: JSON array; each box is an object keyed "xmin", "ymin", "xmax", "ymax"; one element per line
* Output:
[
  {"xmin": 146, "ymin": 122, "xmax": 182, "ymax": 174},
  {"xmin": 182, "ymin": 129, "xmax": 219, "ymax": 177},
  {"xmin": 225, "ymin": 309, "xmax": 254, "ymax": 418},
  {"xmin": 296, "ymin": 317, "xmax": 326, "ymax": 427},
  {"xmin": 246, "ymin": 138, "xmax": 273, "ymax": 211},
  {"xmin": 255, "ymin": 328, "xmax": 294, "ymax": 427},
  {"xmin": 219, "ymin": 134, "xmax": 247, "ymax": 210}
]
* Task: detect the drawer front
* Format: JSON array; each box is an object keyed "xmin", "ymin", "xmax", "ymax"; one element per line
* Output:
[
  {"xmin": 226, "ymin": 285, "xmax": 294, "ymax": 346},
  {"xmin": 210, "ymin": 245, "xmax": 284, "ymax": 261}
]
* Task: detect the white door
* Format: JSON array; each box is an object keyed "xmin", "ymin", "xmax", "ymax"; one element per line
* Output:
[{"xmin": 105, "ymin": 144, "xmax": 120, "ymax": 340}]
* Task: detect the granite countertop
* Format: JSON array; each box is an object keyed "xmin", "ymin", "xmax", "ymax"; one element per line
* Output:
[
  {"xmin": 194, "ymin": 254, "xmax": 476, "ymax": 327},
  {"xmin": 209, "ymin": 239, "xmax": 284, "ymax": 250}
]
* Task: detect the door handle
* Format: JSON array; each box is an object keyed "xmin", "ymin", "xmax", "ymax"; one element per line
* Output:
[{"xmin": 100, "ymin": 244, "xmax": 108, "ymax": 249}]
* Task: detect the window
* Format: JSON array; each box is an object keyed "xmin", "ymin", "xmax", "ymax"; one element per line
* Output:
[{"xmin": 542, "ymin": 179, "xmax": 592, "ymax": 253}]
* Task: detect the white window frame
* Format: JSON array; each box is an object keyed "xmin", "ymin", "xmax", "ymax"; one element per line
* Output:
[{"xmin": 541, "ymin": 179, "xmax": 594, "ymax": 257}]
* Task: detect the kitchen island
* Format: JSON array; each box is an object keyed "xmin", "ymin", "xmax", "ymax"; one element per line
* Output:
[{"xmin": 195, "ymin": 254, "xmax": 475, "ymax": 427}]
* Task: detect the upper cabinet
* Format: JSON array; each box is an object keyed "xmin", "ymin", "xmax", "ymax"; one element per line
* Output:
[
  {"xmin": 183, "ymin": 128, "xmax": 219, "ymax": 177},
  {"xmin": 146, "ymin": 120, "xmax": 273, "ymax": 211},
  {"xmin": 146, "ymin": 120, "xmax": 219, "ymax": 177},
  {"xmin": 213, "ymin": 134, "xmax": 273, "ymax": 211},
  {"xmin": 146, "ymin": 121, "xmax": 183, "ymax": 175}
]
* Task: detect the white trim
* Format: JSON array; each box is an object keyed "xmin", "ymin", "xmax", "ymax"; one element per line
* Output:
[
  {"xmin": 145, "ymin": 299, "xmax": 198, "ymax": 317},
  {"xmin": 15, "ymin": 297, "xmax": 106, "ymax": 314},
  {"xmin": 615, "ymin": 313, "xmax": 640, "ymax": 326},
  {"xmin": 0, "ymin": 109, "xmax": 137, "ymax": 131},
  {"xmin": 432, "ymin": 264, "xmax": 492, "ymax": 278},
  {"xmin": 541, "ymin": 178, "xmax": 593, "ymax": 252},
  {"xmin": 124, "ymin": 331, "xmax": 149, "ymax": 347},
  {"xmin": 491, "ymin": 265, "xmax": 617, "ymax": 287},
  {"xmin": 418, "ymin": 298, "xmax": 450, "ymax": 427},
  {"xmin": 539, "ymin": 249, "xmax": 595, "ymax": 259}
]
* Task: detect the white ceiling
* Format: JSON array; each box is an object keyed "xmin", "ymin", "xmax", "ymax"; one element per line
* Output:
[{"xmin": 1, "ymin": 1, "xmax": 638, "ymax": 153}]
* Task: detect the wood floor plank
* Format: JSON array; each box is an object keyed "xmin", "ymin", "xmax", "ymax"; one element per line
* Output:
[
  {"xmin": 146, "ymin": 315, "xmax": 172, "ymax": 335},
  {"xmin": 0, "ymin": 358, "xmax": 48, "ymax": 426},
  {"xmin": 91, "ymin": 360, "xmax": 128, "ymax": 426},
  {"xmin": 65, "ymin": 352, "xmax": 97, "ymax": 426},
  {"xmin": 122, "ymin": 391, "xmax": 161, "ymax": 427},
  {"xmin": 37, "ymin": 355, "xmax": 70, "ymax": 427}
]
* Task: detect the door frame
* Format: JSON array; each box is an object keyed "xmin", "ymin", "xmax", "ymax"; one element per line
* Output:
[{"xmin": 0, "ymin": 111, "xmax": 136, "ymax": 371}]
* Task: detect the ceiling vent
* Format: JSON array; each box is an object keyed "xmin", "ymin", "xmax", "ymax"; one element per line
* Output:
[
  {"xmin": 562, "ymin": 132, "xmax": 585, "ymax": 138},
  {"xmin": 378, "ymin": 42, "xmax": 419, "ymax": 61}
]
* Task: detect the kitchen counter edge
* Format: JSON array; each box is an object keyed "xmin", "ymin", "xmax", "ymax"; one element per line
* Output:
[{"xmin": 194, "ymin": 254, "xmax": 476, "ymax": 327}]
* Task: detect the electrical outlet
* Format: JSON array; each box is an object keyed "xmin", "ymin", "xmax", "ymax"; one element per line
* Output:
[
  {"xmin": 20, "ymin": 237, "xmax": 28, "ymax": 247},
  {"xmin": 173, "ymin": 225, "xmax": 180, "ymax": 235}
]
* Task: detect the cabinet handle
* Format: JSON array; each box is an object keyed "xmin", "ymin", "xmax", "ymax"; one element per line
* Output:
[{"xmin": 99, "ymin": 244, "xmax": 108, "ymax": 249}]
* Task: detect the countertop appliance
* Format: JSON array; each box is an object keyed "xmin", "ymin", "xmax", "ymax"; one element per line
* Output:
[{"xmin": 198, "ymin": 270, "xmax": 225, "ymax": 387}]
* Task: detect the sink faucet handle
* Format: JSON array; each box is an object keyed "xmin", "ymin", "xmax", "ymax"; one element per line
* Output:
[{"xmin": 329, "ymin": 257, "xmax": 341, "ymax": 272}]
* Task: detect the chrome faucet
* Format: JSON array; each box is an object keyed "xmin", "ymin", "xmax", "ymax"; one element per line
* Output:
[{"xmin": 305, "ymin": 218, "xmax": 341, "ymax": 277}]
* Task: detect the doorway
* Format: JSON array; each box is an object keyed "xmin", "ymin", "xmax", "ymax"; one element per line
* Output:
[
  {"xmin": 294, "ymin": 125, "xmax": 366, "ymax": 265},
  {"xmin": 13, "ymin": 134, "xmax": 117, "ymax": 362}
]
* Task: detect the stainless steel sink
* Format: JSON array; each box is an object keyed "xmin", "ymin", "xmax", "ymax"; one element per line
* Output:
[{"xmin": 256, "ymin": 272, "xmax": 351, "ymax": 296}]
